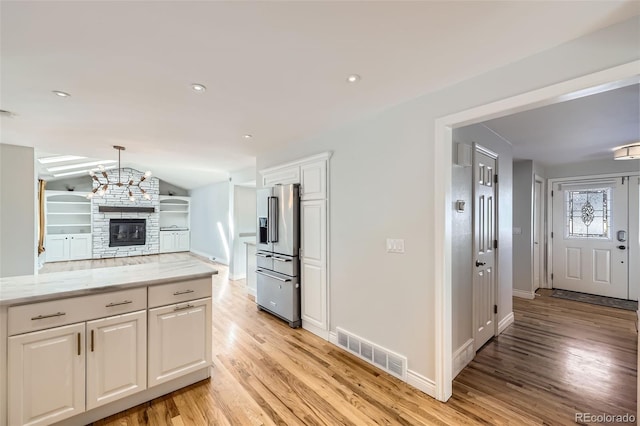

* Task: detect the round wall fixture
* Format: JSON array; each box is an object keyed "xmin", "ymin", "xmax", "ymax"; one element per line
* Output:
[{"xmin": 191, "ymin": 83, "xmax": 206, "ymax": 92}]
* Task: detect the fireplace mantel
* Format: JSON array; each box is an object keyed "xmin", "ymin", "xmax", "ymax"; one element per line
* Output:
[{"xmin": 98, "ymin": 206, "xmax": 156, "ymax": 213}]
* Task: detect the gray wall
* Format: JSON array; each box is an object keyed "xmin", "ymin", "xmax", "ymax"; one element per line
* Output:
[
  {"xmin": 0, "ymin": 144, "xmax": 36, "ymax": 277},
  {"xmin": 189, "ymin": 181, "xmax": 231, "ymax": 263},
  {"xmin": 46, "ymin": 175, "xmax": 92, "ymax": 192},
  {"xmin": 159, "ymin": 179, "xmax": 188, "ymax": 196},
  {"xmin": 255, "ymin": 17, "xmax": 639, "ymax": 380},
  {"xmin": 451, "ymin": 125, "xmax": 514, "ymax": 351},
  {"xmin": 513, "ymin": 160, "xmax": 534, "ymax": 293}
]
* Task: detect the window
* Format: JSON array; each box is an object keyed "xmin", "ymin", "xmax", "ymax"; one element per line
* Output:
[{"xmin": 565, "ymin": 188, "xmax": 611, "ymax": 239}]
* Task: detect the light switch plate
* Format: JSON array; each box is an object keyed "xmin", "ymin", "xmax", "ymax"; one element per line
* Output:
[{"xmin": 386, "ymin": 238, "xmax": 405, "ymax": 254}]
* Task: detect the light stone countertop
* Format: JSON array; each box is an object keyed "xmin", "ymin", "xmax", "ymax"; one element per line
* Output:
[{"xmin": 0, "ymin": 259, "xmax": 218, "ymax": 306}]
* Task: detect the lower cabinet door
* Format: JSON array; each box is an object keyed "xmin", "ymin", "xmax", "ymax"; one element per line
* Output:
[
  {"xmin": 148, "ymin": 298, "xmax": 212, "ymax": 387},
  {"xmin": 68, "ymin": 234, "xmax": 92, "ymax": 260},
  {"xmin": 159, "ymin": 231, "xmax": 174, "ymax": 253},
  {"xmin": 175, "ymin": 231, "xmax": 190, "ymax": 252},
  {"xmin": 45, "ymin": 235, "xmax": 68, "ymax": 262},
  {"xmin": 86, "ymin": 310, "xmax": 147, "ymax": 410},
  {"xmin": 8, "ymin": 323, "xmax": 86, "ymax": 426}
]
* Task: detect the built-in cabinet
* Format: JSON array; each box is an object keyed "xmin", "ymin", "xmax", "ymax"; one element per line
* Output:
[
  {"xmin": 5, "ymin": 278, "xmax": 211, "ymax": 426},
  {"xmin": 259, "ymin": 152, "xmax": 330, "ymax": 338},
  {"xmin": 45, "ymin": 191, "xmax": 92, "ymax": 262},
  {"xmin": 159, "ymin": 196, "xmax": 190, "ymax": 253},
  {"xmin": 159, "ymin": 230, "xmax": 190, "ymax": 253}
]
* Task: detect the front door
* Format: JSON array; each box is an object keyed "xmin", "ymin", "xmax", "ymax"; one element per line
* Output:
[
  {"xmin": 473, "ymin": 145, "xmax": 497, "ymax": 351},
  {"xmin": 552, "ymin": 177, "xmax": 629, "ymax": 299}
]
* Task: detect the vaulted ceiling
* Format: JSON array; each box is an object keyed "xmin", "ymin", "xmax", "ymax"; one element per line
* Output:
[{"xmin": 1, "ymin": 1, "xmax": 638, "ymax": 188}]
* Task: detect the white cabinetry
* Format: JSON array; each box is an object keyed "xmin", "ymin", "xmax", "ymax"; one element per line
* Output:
[
  {"xmin": 147, "ymin": 279, "xmax": 212, "ymax": 387},
  {"xmin": 300, "ymin": 200, "xmax": 327, "ymax": 329},
  {"xmin": 45, "ymin": 191, "xmax": 92, "ymax": 262},
  {"xmin": 160, "ymin": 230, "xmax": 190, "ymax": 253},
  {"xmin": 148, "ymin": 298, "xmax": 212, "ymax": 386},
  {"xmin": 8, "ymin": 323, "xmax": 85, "ymax": 426},
  {"xmin": 86, "ymin": 311, "xmax": 146, "ymax": 410},
  {"xmin": 260, "ymin": 152, "xmax": 330, "ymax": 338},
  {"xmin": 46, "ymin": 234, "xmax": 92, "ymax": 262}
]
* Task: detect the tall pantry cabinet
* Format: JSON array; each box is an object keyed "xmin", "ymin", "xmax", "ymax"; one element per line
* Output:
[{"xmin": 259, "ymin": 152, "xmax": 331, "ymax": 339}]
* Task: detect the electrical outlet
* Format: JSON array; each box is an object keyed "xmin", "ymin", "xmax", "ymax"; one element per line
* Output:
[{"xmin": 386, "ymin": 238, "xmax": 405, "ymax": 254}]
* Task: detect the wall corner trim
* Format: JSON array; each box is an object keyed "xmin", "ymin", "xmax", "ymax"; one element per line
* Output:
[
  {"xmin": 406, "ymin": 370, "xmax": 437, "ymax": 399},
  {"xmin": 452, "ymin": 338, "xmax": 474, "ymax": 379},
  {"xmin": 259, "ymin": 151, "xmax": 333, "ymax": 176},
  {"xmin": 498, "ymin": 312, "xmax": 515, "ymax": 334},
  {"xmin": 512, "ymin": 289, "xmax": 535, "ymax": 300}
]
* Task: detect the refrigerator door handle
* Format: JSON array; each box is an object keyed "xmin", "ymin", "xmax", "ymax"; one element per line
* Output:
[
  {"xmin": 269, "ymin": 196, "xmax": 279, "ymax": 242},
  {"xmin": 273, "ymin": 256, "xmax": 292, "ymax": 262},
  {"xmin": 256, "ymin": 269, "xmax": 291, "ymax": 282}
]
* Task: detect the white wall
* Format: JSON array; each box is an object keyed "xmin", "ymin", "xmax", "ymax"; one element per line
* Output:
[
  {"xmin": 545, "ymin": 158, "xmax": 640, "ymax": 178},
  {"xmin": 230, "ymin": 185, "xmax": 256, "ymax": 280},
  {"xmin": 189, "ymin": 181, "xmax": 231, "ymax": 263},
  {"xmin": 451, "ymin": 125, "xmax": 514, "ymax": 352},
  {"xmin": 513, "ymin": 160, "xmax": 534, "ymax": 293},
  {"xmin": 0, "ymin": 144, "xmax": 36, "ymax": 277},
  {"xmin": 256, "ymin": 17, "xmax": 639, "ymax": 382}
]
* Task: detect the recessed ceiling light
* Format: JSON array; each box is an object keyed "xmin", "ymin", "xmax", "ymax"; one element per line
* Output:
[
  {"xmin": 52, "ymin": 165, "xmax": 116, "ymax": 178},
  {"xmin": 191, "ymin": 83, "xmax": 206, "ymax": 92},
  {"xmin": 0, "ymin": 109, "xmax": 17, "ymax": 118},
  {"xmin": 346, "ymin": 74, "xmax": 361, "ymax": 83},
  {"xmin": 243, "ymin": 134, "xmax": 253, "ymax": 140},
  {"xmin": 47, "ymin": 159, "xmax": 117, "ymax": 172},
  {"xmin": 52, "ymin": 90, "xmax": 71, "ymax": 97},
  {"xmin": 38, "ymin": 155, "xmax": 87, "ymax": 164}
]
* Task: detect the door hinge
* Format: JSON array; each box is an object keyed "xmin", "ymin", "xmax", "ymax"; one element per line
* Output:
[
  {"xmin": 551, "ymin": 232, "xmax": 554, "ymax": 238},
  {"xmin": 493, "ymin": 239, "xmax": 498, "ymax": 249},
  {"xmin": 494, "ymin": 174, "xmax": 498, "ymax": 184},
  {"xmin": 494, "ymin": 305, "xmax": 498, "ymax": 314},
  {"xmin": 551, "ymin": 190, "xmax": 554, "ymax": 197},
  {"xmin": 551, "ymin": 273, "xmax": 554, "ymax": 281}
]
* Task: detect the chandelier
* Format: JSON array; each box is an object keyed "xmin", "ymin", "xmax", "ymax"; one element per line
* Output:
[{"xmin": 87, "ymin": 145, "xmax": 152, "ymax": 201}]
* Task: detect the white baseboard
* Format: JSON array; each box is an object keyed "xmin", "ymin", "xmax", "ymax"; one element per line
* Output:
[
  {"xmin": 229, "ymin": 273, "xmax": 247, "ymax": 281},
  {"xmin": 452, "ymin": 338, "xmax": 474, "ymax": 379},
  {"xmin": 247, "ymin": 287, "xmax": 256, "ymax": 298},
  {"xmin": 329, "ymin": 331, "xmax": 437, "ymax": 399},
  {"xmin": 498, "ymin": 312, "xmax": 515, "ymax": 334},
  {"xmin": 406, "ymin": 370, "xmax": 437, "ymax": 399},
  {"xmin": 513, "ymin": 289, "xmax": 535, "ymax": 299},
  {"xmin": 189, "ymin": 249, "xmax": 228, "ymax": 265},
  {"xmin": 303, "ymin": 321, "xmax": 330, "ymax": 340}
]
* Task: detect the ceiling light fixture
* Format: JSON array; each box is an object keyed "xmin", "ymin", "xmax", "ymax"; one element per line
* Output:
[
  {"xmin": 53, "ymin": 165, "xmax": 117, "ymax": 178},
  {"xmin": 87, "ymin": 146, "xmax": 152, "ymax": 201},
  {"xmin": 191, "ymin": 83, "xmax": 207, "ymax": 92},
  {"xmin": 38, "ymin": 155, "xmax": 87, "ymax": 164},
  {"xmin": 47, "ymin": 159, "xmax": 117, "ymax": 173},
  {"xmin": 243, "ymin": 134, "xmax": 253, "ymax": 139},
  {"xmin": 613, "ymin": 143, "xmax": 640, "ymax": 160},
  {"xmin": 346, "ymin": 74, "xmax": 361, "ymax": 83},
  {"xmin": 52, "ymin": 90, "xmax": 71, "ymax": 97}
]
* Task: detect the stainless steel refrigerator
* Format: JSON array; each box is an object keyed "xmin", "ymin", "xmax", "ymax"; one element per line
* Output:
[{"xmin": 256, "ymin": 184, "xmax": 301, "ymax": 327}]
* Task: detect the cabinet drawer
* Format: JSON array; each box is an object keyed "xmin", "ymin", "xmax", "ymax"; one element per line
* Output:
[
  {"xmin": 148, "ymin": 277, "xmax": 212, "ymax": 308},
  {"xmin": 8, "ymin": 287, "xmax": 147, "ymax": 336}
]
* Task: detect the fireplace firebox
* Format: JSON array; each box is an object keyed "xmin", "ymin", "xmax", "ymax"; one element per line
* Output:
[{"xmin": 109, "ymin": 219, "xmax": 146, "ymax": 247}]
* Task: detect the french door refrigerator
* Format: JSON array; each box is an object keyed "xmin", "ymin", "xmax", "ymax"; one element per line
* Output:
[{"xmin": 256, "ymin": 184, "xmax": 301, "ymax": 327}]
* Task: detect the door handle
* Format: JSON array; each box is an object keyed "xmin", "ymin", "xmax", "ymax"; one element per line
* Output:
[
  {"xmin": 273, "ymin": 257, "xmax": 292, "ymax": 262},
  {"xmin": 475, "ymin": 261, "xmax": 486, "ymax": 267},
  {"xmin": 256, "ymin": 269, "xmax": 291, "ymax": 282},
  {"xmin": 618, "ymin": 245, "xmax": 626, "ymax": 250}
]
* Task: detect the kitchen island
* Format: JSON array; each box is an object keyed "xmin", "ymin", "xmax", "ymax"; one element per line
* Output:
[{"xmin": 0, "ymin": 259, "xmax": 217, "ymax": 426}]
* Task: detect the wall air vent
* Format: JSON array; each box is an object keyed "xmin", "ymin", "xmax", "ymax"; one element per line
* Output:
[{"xmin": 335, "ymin": 327, "xmax": 407, "ymax": 380}]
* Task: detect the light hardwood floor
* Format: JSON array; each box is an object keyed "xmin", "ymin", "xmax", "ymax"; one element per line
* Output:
[{"xmin": 41, "ymin": 255, "xmax": 637, "ymax": 425}]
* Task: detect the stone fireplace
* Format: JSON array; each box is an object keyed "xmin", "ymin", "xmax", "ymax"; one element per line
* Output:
[{"xmin": 91, "ymin": 168, "xmax": 160, "ymax": 258}]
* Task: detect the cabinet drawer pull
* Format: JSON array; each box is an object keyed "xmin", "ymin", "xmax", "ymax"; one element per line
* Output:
[
  {"xmin": 91, "ymin": 330, "xmax": 95, "ymax": 352},
  {"xmin": 273, "ymin": 257, "xmax": 292, "ymax": 262},
  {"xmin": 77, "ymin": 333, "xmax": 81, "ymax": 356},
  {"xmin": 173, "ymin": 289, "xmax": 194, "ymax": 296},
  {"xmin": 31, "ymin": 312, "xmax": 66, "ymax": 321},
  {"xmin": 105, "ymin": 300, "xmax": 133, "ymax": 307},
  {"xmin": 174, "ymin": 304, "xmax": 194, "ymax": 311}
]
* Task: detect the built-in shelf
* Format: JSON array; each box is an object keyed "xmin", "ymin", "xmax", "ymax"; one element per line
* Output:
[
  {"xmin": 159, "ymin": 196, "xmax": 190, "ymax": 231},
  {"xmin": 45, "ymin": 191, "xmax": 92, "ymax": 236}
]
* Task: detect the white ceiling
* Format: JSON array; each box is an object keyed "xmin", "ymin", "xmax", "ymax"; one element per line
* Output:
[
  {"xmin": 1, "ymin": 1, "xmax": 638, "ymax": 189},
  {"xmin": 482, "ymin": 83, "xmax": 640, "ymax": 166}
]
